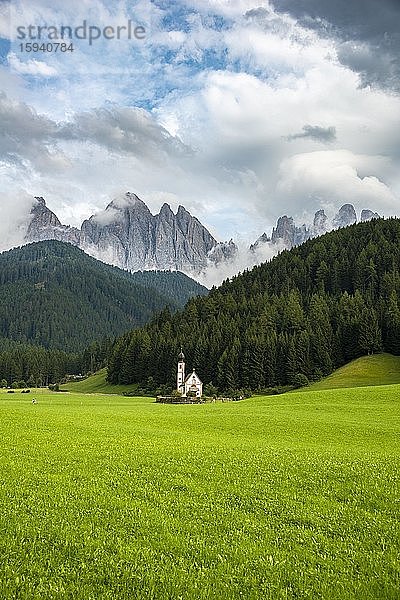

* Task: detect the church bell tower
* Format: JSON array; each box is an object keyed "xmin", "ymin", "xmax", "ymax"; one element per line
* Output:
[{"xmin": 177, "ymin": 349, "xmax": 185, "ymax": 393}]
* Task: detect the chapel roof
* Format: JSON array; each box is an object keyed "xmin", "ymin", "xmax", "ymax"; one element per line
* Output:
[{"xmin": 184, "ymin": 369, "xmax": 202, "ymax": 384}]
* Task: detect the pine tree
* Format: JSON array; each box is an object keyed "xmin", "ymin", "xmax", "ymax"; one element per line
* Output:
[
  {"xmin": 358, "ymin": 307, "xmax": 382, "ymax": 355},
  {"xmin": 385, "ymin": 291, "xmax": 400, "ymax": 355}
]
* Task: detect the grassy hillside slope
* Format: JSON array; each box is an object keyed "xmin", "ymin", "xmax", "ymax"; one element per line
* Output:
[
  {"xmin": 66, "ymin": 353, "xmax": 400, "ymax": 395},
  {"xmin": 307, "ymin": 353, "xmax": 400, "ymax": 391},
  {"xmin": 0, "ymin": 385, "xmax": 399, "ymax": 599},
  {"xmin": 61, "ymin": 369, "xmax": 136, "ymax": 395}
]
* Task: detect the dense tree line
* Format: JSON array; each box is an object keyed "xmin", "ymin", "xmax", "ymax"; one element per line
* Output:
[
  {"xmin": 108, "ymin": 219, "xmax": 400, "ymax": 391},
  {"xmin": 0, "ymin": 335, "xmax": 114, "ymax": 387},
  {"xmin": 0, "ymin": 241, "xmax": 206, "ymax": 351},
  {"xmin": 0, "ymin": 338, "xmax": 80, "ymax": 387}
]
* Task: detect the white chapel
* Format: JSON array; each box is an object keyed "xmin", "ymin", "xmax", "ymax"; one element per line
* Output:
[{"xmin": 177, "ymin": 349, "xmax": 203, "ymax": 398}]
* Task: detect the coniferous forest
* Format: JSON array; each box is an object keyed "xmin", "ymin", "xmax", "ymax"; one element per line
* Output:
[
  {"xmin": 0, "ymin": 240, "xmax": 206, "ymax": 385},
  {"xmin": 0, "ymin": 240, "xmax": 206, "ymax": 351},
  {"xmin": 108, "ymin": 218, "xmax": 400, "ymax": 392}
]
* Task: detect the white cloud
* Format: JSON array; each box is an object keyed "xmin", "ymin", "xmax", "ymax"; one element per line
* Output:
[
  {"xmin": 196, "ymin": 237, "xmax": 286, "ymax": 288},
  {"xmin": 188, "ymin": 0, "xmax": 268, "ymax": 18},
  {"xmin": 0, "ymin": 0, "xmax": 399, "ymax": 254},
  {"xmin": 277, "ymin": 150, "xmax": 397, "ymax": 215},
  {"xmin": 0, "ymin": 191, "xmax": 35, "ymax": 252},
  {"xmin": 8, "ymin": 53, "xmax": 58, "ymax": 77}
]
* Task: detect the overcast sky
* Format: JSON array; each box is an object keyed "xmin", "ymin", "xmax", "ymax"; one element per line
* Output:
[{"xmin": 0, "ymin": 0, "xmax": 399, "ymax": 243}]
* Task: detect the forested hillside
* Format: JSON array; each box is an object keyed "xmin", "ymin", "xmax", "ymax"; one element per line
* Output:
[
  {"xmin": 0, "ymin": 241, "xmax": 206, "ymax": 352},
  {"xmin": 108, "ymin": 218, "xmax": 400, "ymax": 391},
  {"xmin": 0, "ymin": 338, "xmax": 80, "ymax": 387}
]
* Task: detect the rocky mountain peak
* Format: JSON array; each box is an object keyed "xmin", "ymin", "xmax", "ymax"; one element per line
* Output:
[
  {"xmin": 312, "ymin": 209, "xmax": 328, "ymax": 236},
  {"xmin": 176, "ymin": 205, "xmax": 192, "ymax": 221},
  {"xmin": 125, "ymin": 191, "xmax": 140, "ymax": 202},
  {"xmin": 208, "ymin": 239, "xmax": 238, "ymax": 264},
  {"xmin": 250, "ymin": 232, "xmax": 270, "ymax": 253},
  {"xmin": 271, "ymin": 215, "xmax": 295, "ymax": 245},
  {"xmin": 361, "ymin": 209, "xmax": 380, "ymax": 222},
  {"xmin": 109, "ymin": 192, "xmax": 151, "ymax": 213},
  {"xmin": 27, "ymin": 196, "xmax": 79, "ymax": 244},
  {"xmin": 333, "ymin": 204, "xmax": 357, "ymax": 229},
  {"xmin": 270, "ymin": 215, "xmax": 309, "ymax": 248},
  {"xmin": 25, "ymin": 194, "xmax": 381, "ymax": 278},
  {"xmin": 249, "ymin": 204, "xmax": 380, "ymax": 255},
  {"xmin": 26, "ymin": 193, "xmax": 237, "ymax": 275},
  {"xmin": 31, "ymin": 197, "xmax": 61, "ymax": 227},
  {"xmin": 159, "ymin": 203, "xmax": 174, "ymax": 219}
]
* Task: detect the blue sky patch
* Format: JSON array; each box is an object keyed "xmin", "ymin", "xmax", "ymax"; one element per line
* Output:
[{"xmin": 0, "ymin": 37, "xmax": 10, "ymax": 63}]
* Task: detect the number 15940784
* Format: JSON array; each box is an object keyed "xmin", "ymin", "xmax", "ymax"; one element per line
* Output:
[{"xmin": 19, "ymin": 42, "xmax": 74, "ymax": 52}]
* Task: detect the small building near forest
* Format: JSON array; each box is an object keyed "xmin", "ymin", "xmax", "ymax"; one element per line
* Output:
[{"xmin": 177, "ymin": 349, "xmax": 203, "ymax": 398}]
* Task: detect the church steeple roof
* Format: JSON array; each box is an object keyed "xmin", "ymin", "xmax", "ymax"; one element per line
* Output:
[{"xmin": 178, "ymin": 348, "xmax": 185, "ymax": 361}]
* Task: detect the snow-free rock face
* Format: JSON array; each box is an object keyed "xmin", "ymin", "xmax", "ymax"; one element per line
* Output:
[
  {"xmin": 361, "ymin": 209, "xmax": 380, "ymax": 222},
  {"xmin": 208, "ymin": 239, "xmax": 238, "ymax": 264},
  {"xmin": 271, "ymin": 215, "xmax": 295, "ymax": 246},
  {"xmin": 26, "ymin": 193, "xmax": 237, "ymax": 274},
  {"xmin": 271, "ymin": 216, "xmax": 296, "ymax": 247},
  {"xmin": 271, "ymin": 216, "xmax": 309, "ymax": 249},
  {"xmin": 80, "ymin": 193, "xmax": 155, "ymax": 270},
  {"xmin": 250, "ymin": 204, "xmax": 380, "ymax": 253},
  {"xmin": 333, "ymin": 204, "xmax": 357, "ymax": 229},
  {"xmin": 312, "ymin": 209, "xmax": 328, "ymax": 237},
  {"xmin": 27, "ymin": 197, "xmax": 80, "ymax": 244},
  {"xmin": 80, "ymin": 194, "xmax": 229, "ymax": 271},
  {"xmin": 27, "ymin": 195, "xmax": 381, "ymax": 275}
]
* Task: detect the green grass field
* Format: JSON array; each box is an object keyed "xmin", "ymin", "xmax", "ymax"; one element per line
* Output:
[
  {"xmin": 306, "ymin": 353, "xmax": 400, "ymax": 391},
  {"xmin": 1, "ymin": 383, "xmax": 399, "ymax": 599},
  {"xmin": 60, "ymin": 368, "xmax": 137, "ymax": 395}
]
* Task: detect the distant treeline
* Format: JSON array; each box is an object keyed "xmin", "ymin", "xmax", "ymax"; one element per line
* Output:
[
  {"xmin": 0, "ymin": 337, "xmax": 111, "ymax": 387},
  {"xmin": 107, "ymin": 218, "xmax": 400, "ymax": 392}
]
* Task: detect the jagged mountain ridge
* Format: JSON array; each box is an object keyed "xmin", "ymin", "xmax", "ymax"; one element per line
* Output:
[
  {"xmin": 27, "ymin": 193, "xmax": 237, "ymax": 274},
  {"xmin": 251, "ymin": 203, "xmax": 381, "ymax": 252},
  {"xmin": 27, "ymin": 194, "xmax": 382, "ymax": 274}
]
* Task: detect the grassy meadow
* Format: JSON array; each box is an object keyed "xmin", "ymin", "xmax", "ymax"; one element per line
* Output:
[
  {"xmin": 61, "ymin": 368, "xmax": 136, "ymax": 395},
  {"xmin": 0, "ymin": 383, "xmax": 399, "ymax": 599},
  {"xmin": 306, "ymin": 353, "xmax": 400, "ymax": 391}
]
